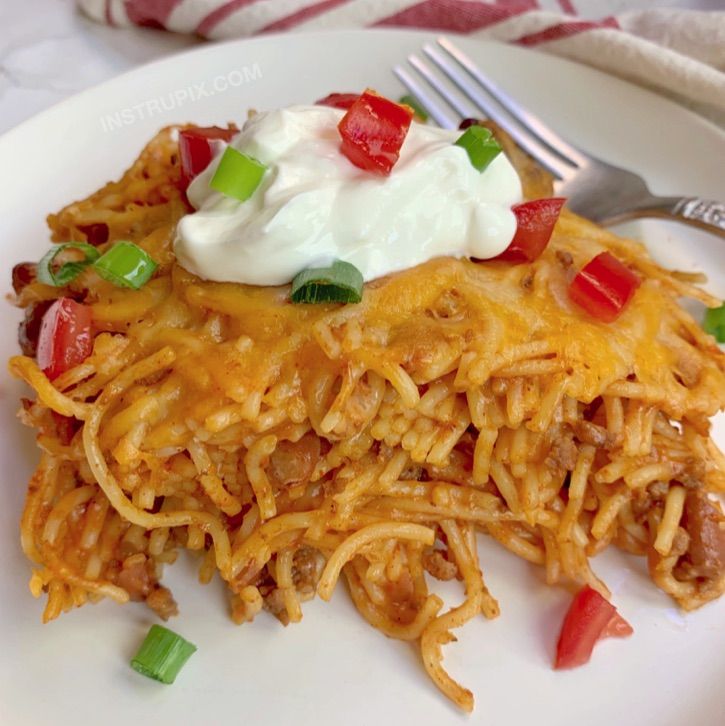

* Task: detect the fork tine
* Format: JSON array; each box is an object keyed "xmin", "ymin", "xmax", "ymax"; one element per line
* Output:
[
  {"xmin": 393, "ymin": 65, "xmax": 458, "ymax": 129},
  {"xmin": 406, "ymin": 55, "xmax": 475, "ymax": 121},
  {"xmin": 420, "ymin": 44, "xmax": 575, "ymax": 180},
  {"xmin": 417, "ymin": 46, "xmax": 572, "ymax": 179},
  {"xmin": 436, "ymin": 37, "xmax": 588, "ymax": 167},
  {"xmin": 398, "ymin": 48, "xmax": 576, "ymax": 180}
]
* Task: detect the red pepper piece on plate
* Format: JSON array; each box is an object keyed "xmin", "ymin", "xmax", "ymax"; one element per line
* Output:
[
  {"xmin": 569, "ymin": 251, "xmax": 641, "ymax": 323},
  {"xmin": 337, "ymin": 90, "xmax": 414, "ymax": 175},
  {"xmin": 554, "ymin": 585, "xmax": 633, "ymax": 670},
  {"xmin": 315, "ymin": 92, "xmax": 360, "ymax": 110},
  {"xmin": 179, "ymin": 127, "xmax": 237, "ymax": 190},
  {"xmin": 36, "ymin": 298, "xmax": 93, "ymax": 380},
  {"xmin": 496, "ymin": 198, "xmax": 565, "ymax": 264}
]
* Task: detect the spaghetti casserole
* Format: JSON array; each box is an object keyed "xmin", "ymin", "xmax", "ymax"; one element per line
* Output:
[{"xmin": 9, "ymin": 120, "xmax": 725, "ymax": 711}]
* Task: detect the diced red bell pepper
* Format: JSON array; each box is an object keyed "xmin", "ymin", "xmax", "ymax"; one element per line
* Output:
[
  {"xmin": 315, "ymin": 92, "xmax": 360, "ymax": 110},
  {"xmin": 496, "ymin": 198, "xmax": 566, "ymax": 264},
  {"xmin": 179, "ymin": 126, "xmax": 237, "ymax": 190},
  {"xmin": 337, "ymin": 90, "xmax": 414, "ymax": 175},
  {"xmin": 36, "ymin": 298, "xmax": 93, "ymax": 381},
  {"xmin": 569, "ymin": 251, "xmax": 641, "ymax": 323},
  {"xmin": 554, "ymin": 585, "xmax": 632, "ymax": 670}
]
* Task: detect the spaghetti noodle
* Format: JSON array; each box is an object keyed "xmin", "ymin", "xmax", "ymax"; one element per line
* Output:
[{"xmin": 9, "ymin": 123, "xmax": 725, "ymax": 711}]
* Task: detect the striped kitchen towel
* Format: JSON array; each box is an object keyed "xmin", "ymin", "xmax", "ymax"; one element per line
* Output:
[{"xmin": 78, "ymin": 1, "xmax": 725, "ymax": 123}]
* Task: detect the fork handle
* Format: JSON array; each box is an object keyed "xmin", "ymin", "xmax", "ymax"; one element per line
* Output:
[{"xmin": 635, "ymin": 196, "xmax": 725, "ymax": 238}]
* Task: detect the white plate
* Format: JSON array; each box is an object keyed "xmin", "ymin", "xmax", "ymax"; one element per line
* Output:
[{"xmin": 0, "ymin": 29, "xmax": 723, "ymax": 726}]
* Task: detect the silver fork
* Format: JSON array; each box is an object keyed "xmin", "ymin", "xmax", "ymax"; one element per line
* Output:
[{"xmin": 395, "ymin": 37, "xmax": 725, "ymax": 238}]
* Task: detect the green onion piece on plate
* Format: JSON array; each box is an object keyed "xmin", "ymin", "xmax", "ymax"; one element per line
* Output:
[
  {"xmin": 454, "ymin": 125, "xmax": 502, "ymax": 172},
  {"xmin": 703, "ymin": 302, "xmax": 725, "ymax": 343},
  {"xmin": 93, "ymin": 241, "xmax": 157, "ymax": 289},
  {"xmin": 210, "ymin": 147, "xmax": 267, "ymax": 201},
  {"xmin": 291, "ymin": 260, "xmax": 364, "ymax": 304},
  {"xmin": 37, "ymin": 242, "xmax": 100, "ymax": 287},
  {"xmin": 131, "ymin": 625, "xmax": 197, "ymax": 685},
  {"xmin": 398, "ymin": 94, "xmax": 429, "ymax": 122}
]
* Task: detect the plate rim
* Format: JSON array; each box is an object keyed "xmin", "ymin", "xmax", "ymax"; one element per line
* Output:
[
  {"xmin": 1, "ymin": 25, "xmax": 723, "ymax": 726},
  {"xmin": 1, "ymin": 27, "xmax": 724, "ymax": 155}
]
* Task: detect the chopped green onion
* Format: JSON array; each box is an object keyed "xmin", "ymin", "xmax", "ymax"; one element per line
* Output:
[
  {"xmin": 37, "ymin": 242, "xmax": 100, "ymax": 287},
  {"xmin": 93, "ymin": 241, "xmax": 157, "ymax": 289},
  {"xmin": 398, "ymin": 94, "xmax": 429, "ymax": 122},
  {"xmin": 455, "ymin": 125, "xmax": 502, "ymax": 172},
  {"xmin": 131, "ymin": 625, "xmax": 197, "ymax": 684},
  {"xmin": 291, "ymin": 260, "xmax": 364, "ymax": 304},
  {"xmin": 209, "ymin": 147, "xmax": 267, "ymax": 201},
  {"xmin": 703, "ymin": 303, "xmax": 725, "ymax": 343}
]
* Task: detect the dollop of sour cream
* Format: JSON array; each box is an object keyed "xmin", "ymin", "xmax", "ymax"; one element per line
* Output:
[{"xmin": 175, "ymin": 105, "xmax": 522, "ymax": 286}]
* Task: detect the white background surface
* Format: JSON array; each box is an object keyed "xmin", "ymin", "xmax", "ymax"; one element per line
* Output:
[
  {"xmin": 0, "ymin": 0, "xmax": 199, "ymax": 134},
  {"xmin": 0, "ymin": 0, "xmax": 719, "ymax": 135},
  {"xmin": 0, "ymin": 26, "xmax": 723, "ymax": 726}
]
